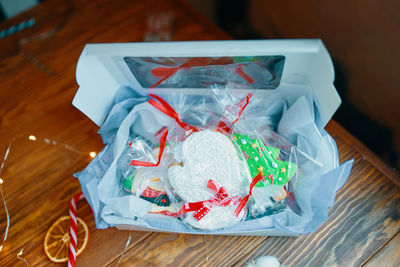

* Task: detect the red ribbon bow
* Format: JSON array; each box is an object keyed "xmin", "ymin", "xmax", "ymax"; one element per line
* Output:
[
  {"xmin": 149, "ymin": 93, "xmax": 252, "ymax": 135},
  {"xmin": 179, "ymin": 180, "xmax": 240, "ymax": 221},
  {"xmin": 234, "ymin": 172, "xmax": 264, "ymax": 217},
  {"xmin": 149, "ymin": 93, "xmax": 199, "ymax": 133},
  {"xmin": 129, "ymin": 127, "xmax": 168, "ymax": 167},
  {"xmin": 150, "ymin": 58, "xmax": 254, "ymax": 89},
  {"xmin": 216, "ymin": 92, "xmax": 253, "ymax": 134}
]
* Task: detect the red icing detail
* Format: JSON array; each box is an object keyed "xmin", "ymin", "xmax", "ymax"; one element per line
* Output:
[
  {"xmin": 141, "ymin": 187, "xmax": 167, "ymax": 198},
  {"xmin": 268, "ymin": 174, "xmax": 274, "ymax": 184}
]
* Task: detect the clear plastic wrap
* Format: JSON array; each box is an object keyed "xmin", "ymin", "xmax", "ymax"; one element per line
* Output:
[
  {"xmin": 124, "ymin": 56, "xmax": 285, "ymax": 89},
  {"xmin": 117, "ymin": 132, "xmax": 181, "ymax": 218},
  {"xmin": 231, "ymin": 130, "xmax": 298, "ymax": 219},
  {"xmin": 119, "ymin": 90, "xmax": 299, "ymax": 231}
]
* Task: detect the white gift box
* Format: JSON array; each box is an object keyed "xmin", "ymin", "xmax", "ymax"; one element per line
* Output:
[
  {"xmin": 73, "ymin": 39, "xmax": 340, "ymax": 127},
  {"xmin": 73, "ymin": 40, "xmax": 352, "ymax": 236}
]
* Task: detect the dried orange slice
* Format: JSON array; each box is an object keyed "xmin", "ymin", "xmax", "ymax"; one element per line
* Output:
[{"xmin": 44, "ymin": 216, "xmax": 89, "ymax": 263}]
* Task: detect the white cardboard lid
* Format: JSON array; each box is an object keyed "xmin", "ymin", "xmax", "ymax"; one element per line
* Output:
[{"xmin": 73, "ymin": 39, "xmax": 341, "ymax": 127}]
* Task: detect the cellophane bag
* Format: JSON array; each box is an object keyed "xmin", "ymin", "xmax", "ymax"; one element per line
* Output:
[
  {"xmin": 118, "ymin": 88, "xmax": 301, "ymax": 231},
  {"xmin": 117, "ymin": 135, "xmax": 181, "ymax": 218},
  {"xmin": 164, "ymin": 129, "xmax": 249, "ymax": 230}
]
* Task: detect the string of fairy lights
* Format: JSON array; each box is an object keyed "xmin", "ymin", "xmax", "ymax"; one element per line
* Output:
[
  {"xmin": 0, "ymin": 135, "xmax": 97, "ymax": 263},
  {"xmin": 0, "ymin": 139, "xmax": 14, "ymax": 254}
]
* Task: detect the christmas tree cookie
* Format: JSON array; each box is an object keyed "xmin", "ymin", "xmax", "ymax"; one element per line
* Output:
[
  {"xmin": 232, "ymin": 133, "xmax": 297, "ymax": 187},
  {"xmin": 232, "ymin": 133, "xmax": 298, "ymax": 218}
]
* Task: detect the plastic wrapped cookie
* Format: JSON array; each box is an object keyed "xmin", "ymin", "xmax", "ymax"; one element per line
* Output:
[
  {"xmin": 232, "ymin": 133, "xmax": 297, "ymax": 218},
  {"xmin": 120, "ymin": 139, "xmax": 181, "ymax": 218},
  {"xmin": 124, "ymin": 167, "xmax": 180, "ymax": 217},
  {"xmin": 168, "ymin": 130, "xmax": 247, "ymax": 230}
]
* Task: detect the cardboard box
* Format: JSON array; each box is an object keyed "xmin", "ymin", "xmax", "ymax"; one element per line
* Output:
[
  {"xmin": 73, "ymin": 39, "xmax": 340, "ymax": 127},
  {"xmin": 73, "ymin": 40, "xmax": 347, "ymax": 236}
]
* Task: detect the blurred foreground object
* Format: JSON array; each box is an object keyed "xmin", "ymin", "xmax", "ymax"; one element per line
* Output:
[
  {"xmin": 246, "ymin": 255, "xmax": 280, "ymax": 267},
  {"xmin": 144, "ymin": 12, "xmax": 173, "ymax": 41}
]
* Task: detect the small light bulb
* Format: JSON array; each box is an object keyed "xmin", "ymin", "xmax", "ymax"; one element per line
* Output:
[
  {"xmin": 28, "ymin": 135, "xmax": 37, "ymax": 141},
  {"xmin": 0, "ymin": 178, "xmax": 3, "ymax": 184},
  {"xmin": 89, "ymin": 152, "xmax": 96, "ymax": 158},
  {"xmin": 0, "ymin": 244, "xmax": 3, "ymax": 251}
]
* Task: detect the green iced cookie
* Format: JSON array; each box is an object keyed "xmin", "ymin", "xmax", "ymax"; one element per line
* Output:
[
  {"xmin": 123, "ymin": 174, "xmax": 134, "ymax": 191},
  {"xmin": 232, "ymin": 133, "xmax": 297, "ymax": 187}
]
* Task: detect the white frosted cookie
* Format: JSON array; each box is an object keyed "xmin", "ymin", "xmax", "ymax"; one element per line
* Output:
[
  {"xmin": 131, "ymin": 170, "xmax": 165, "ymax": 193},
  {"xmin": 168, "ymin": 130, "xmax": 245, "ymax": 230},
  {"xmin": 127, "ymin": 147, "xmax": 180, "ymax": 217}
]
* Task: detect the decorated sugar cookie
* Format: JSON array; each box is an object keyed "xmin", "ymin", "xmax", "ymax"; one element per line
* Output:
[
  {"xmin": 232, "ymin": 133, "xmax": 297, "ymax": 218},
  {"xmin": 232, "ymin": 133, "xmax": 296, "ymax": 186},
  {"xmin": 124, "ymin": 147, "xmax": 180, "ymax": 217},
  {"xmin": 168, "ymin": 130, "xmax": 246, "ymax": 230}
]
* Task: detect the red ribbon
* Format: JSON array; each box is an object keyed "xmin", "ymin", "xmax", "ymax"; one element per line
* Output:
[
  {"xmin": 129, "ymin": 127, "xmax": 168, "ymax": 167},
  {"xmin": 150, "ymin": 58, "xmax": 210, "ymax": 88},
  {"xmin": 179, "ymin": 180, "xmax": 240, "ymax": 221},
  {"xmin": 149, "ymin": 91, "xmax": 252, "ymax": 135},
  {"xmin": 150, "ymin": 66, "xmax": 181, "ymax": 88},
  {"xmin": 216, "ymin": 121, "xmax": 232, "ymax": 135},
  {"xmin": 232, "ymin": 93, "xmax": 252, "ymax": 124},
  {"xmin": 234, "ymin": 171, "xmax": 264, "ymax": 217},
  {"xmin": 216, "ymin": 93, "xmax": 253, "ymax": 134},
  {"xmin": 149, "ymin": 93, "xmax": 199, "ymax": 133},
  {"xmin": 235, "ymin": 64, "xmax": 254, "ymax": 84},
  {"xmin": 150, "ymin": 58, "xmax": 255, "ymax": 88}
]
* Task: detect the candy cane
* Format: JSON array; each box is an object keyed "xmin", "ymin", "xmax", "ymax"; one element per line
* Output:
[{"xmin": 68, "ymin": 192, "xmax": 85, "ymax": 267}]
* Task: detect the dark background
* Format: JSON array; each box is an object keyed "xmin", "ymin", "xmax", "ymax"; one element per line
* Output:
[
  {"xmin": 1, "ymin": 0, "xmax": 399, "ymax": 172},
  {"xmin": 188, "ymin": 0, "xmax": 400, "ymax": 172}
]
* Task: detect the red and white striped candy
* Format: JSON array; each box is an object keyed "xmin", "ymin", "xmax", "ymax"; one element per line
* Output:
[{"xmin": 68, "ymin": 192, "xmax": 85, "ymax": 267}]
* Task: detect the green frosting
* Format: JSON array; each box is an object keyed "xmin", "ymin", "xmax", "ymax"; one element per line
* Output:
[
  {"xmin": 232, "ymin": 133, "xmax": 297, "ymax": 187},
  {"xmin": 123, "ymin": 175, "xmax": 134, "ymax": 191},
  {"xmin": 233, "ymin": 56, "xmax": 259, "ymax": 63}
]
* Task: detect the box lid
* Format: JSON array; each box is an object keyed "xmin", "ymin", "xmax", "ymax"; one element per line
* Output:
[{"xmin": 73, "ymin": 39, "xmax": 341, "ymax": 127}]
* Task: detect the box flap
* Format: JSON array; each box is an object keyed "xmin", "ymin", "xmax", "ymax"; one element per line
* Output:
[{"xmin": 73, "ymin": 39, "xmax": 341, "ymax": 127}]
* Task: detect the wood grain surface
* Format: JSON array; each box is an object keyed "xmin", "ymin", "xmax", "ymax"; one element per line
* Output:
[
  {"xmin": 365, "ymin": 232, "xmax": 400, "ymax": 267},
  {"xmin": 104, "ymin": 121, "xmax": 400, "ymax": 267},
  {"xmin": 0, "ymin": 0, "xmax": 399, "ymax": 266}
]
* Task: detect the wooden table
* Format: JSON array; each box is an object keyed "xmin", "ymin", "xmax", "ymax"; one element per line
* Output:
[{"xmin": 0, "ymin": 0, "xmax": 399, "ymax": 266}]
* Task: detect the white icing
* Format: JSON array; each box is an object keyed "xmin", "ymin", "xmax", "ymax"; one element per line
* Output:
[{"xmin": 168, "ymin": 130, "xmax": 245, "ymax": 230}]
